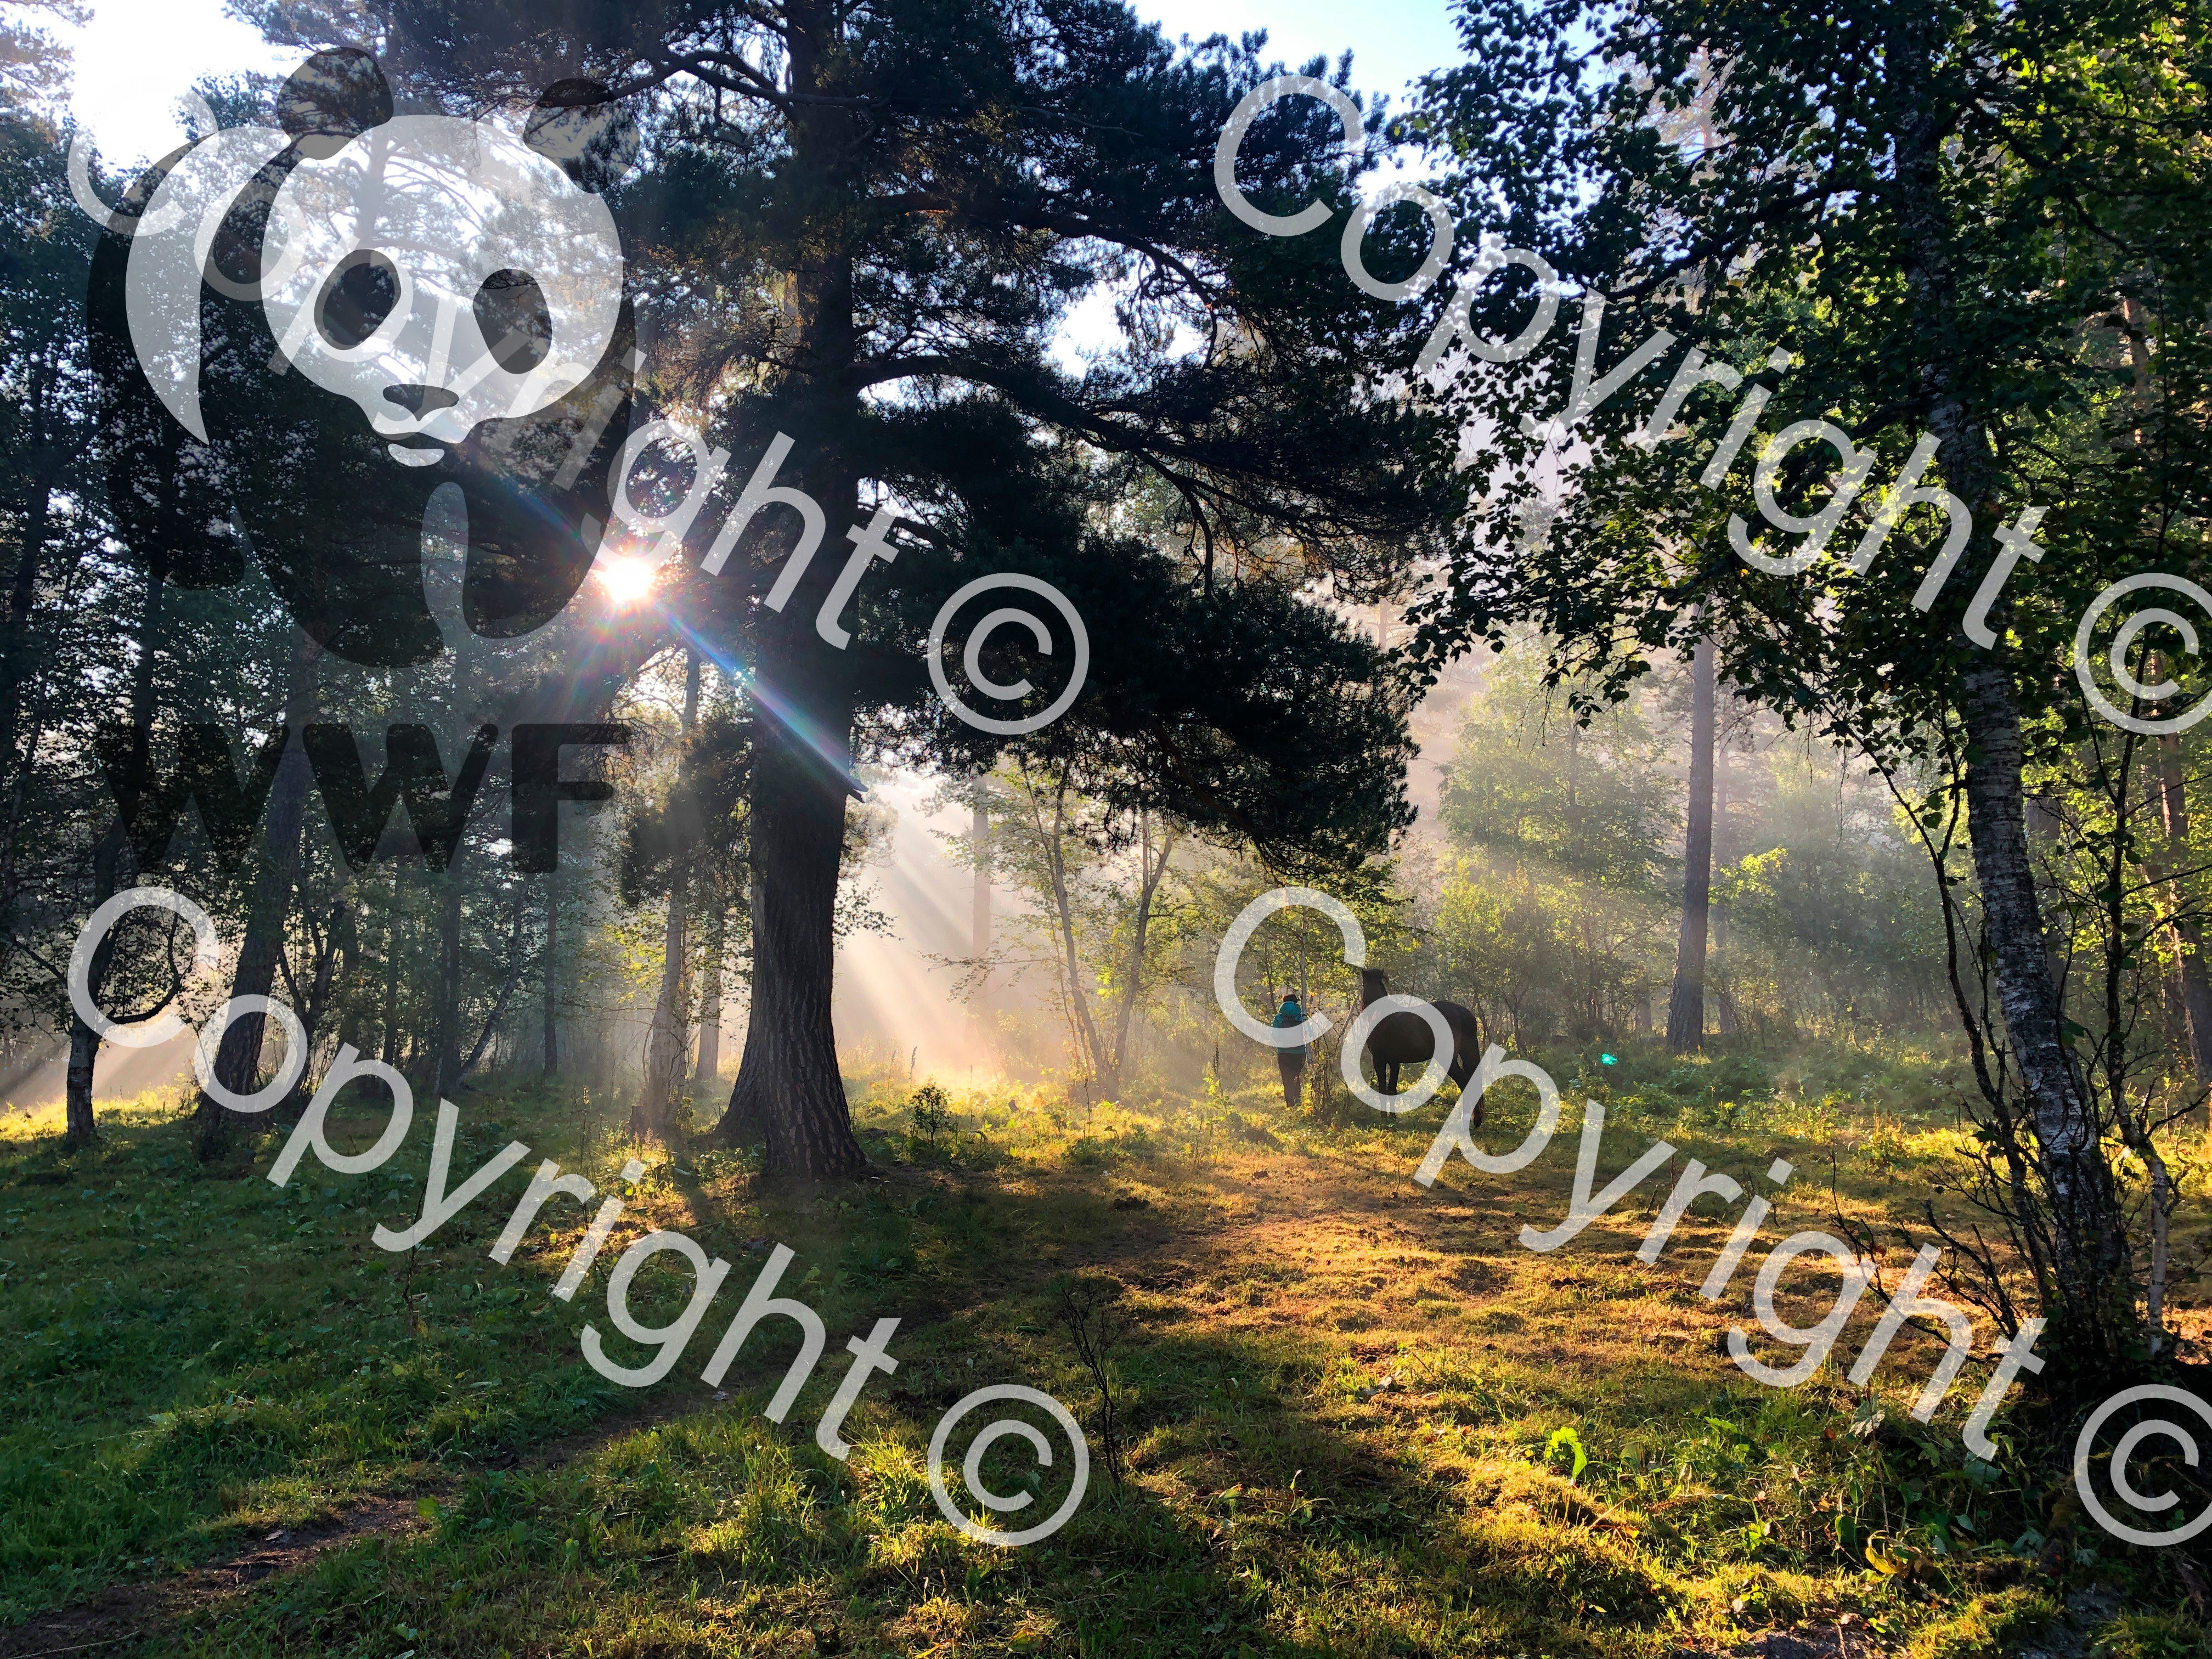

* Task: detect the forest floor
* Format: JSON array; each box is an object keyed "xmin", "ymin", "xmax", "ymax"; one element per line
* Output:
[{"xmin": 0, "ymin": 1039, "xmax": 2204, "ymax": 1658}]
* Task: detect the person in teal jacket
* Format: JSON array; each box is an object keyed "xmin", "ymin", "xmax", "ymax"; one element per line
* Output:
[{"xmin": 1271, "ymin": 993, "xmax": 1308, "ymax": 1111}]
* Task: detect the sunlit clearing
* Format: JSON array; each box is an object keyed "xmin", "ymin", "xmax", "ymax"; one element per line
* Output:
[{"xmin": 597, "ymin": 554, "xmax": 657, "ymax": 607}]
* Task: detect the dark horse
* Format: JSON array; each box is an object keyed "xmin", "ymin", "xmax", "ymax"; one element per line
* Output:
[{"xmin": 1357, "ymin": 968, "xmax": 1484, "ymax": 1115}]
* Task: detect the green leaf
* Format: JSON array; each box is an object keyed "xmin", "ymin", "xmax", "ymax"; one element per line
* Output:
[{"xmin": 1545, "ymin": 1424, "xmax": 1588, "ymax": 1481}]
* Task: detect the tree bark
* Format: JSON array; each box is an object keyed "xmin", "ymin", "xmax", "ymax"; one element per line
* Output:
[
  {"xmin": 1, "ymin": 396, "xmax": 60, "ymax": 801},
  {"xmin": 1666, "ymin": 636, "xmax": 1717, "ymax": 1052},
  {"xmin": 970, "ymin": 791, "xmax": 992, "ymax": 1037},
  {"xmin": 330, "ymin": 896, "xmax": 363, "ymax": 1059},
  {"xmin": 1103, "ymin": 813, "xmax": 1174, "ymax": 1099},
  {"xmin": 1956, "ymin": 666, "xmax": 2122, "ymax": 1325},
  {"xmin": 1710, "ymin": 717, "xmax": 1738, "ymax": 1036},
  {"xmin": 2148, "ymin": 733, "xmax": 2212, "ymax": 1087},
  {"xmin": 66, "ymin": 562, "xmax": 168, "ymax": 1147},
  {"xmin": 380, "ymin": 868, "xmax": 404, "ymax": 1067},
  {"xmin": 431, "ymin": 869, "xmax": 462, "ymax": 1097},
  {"xmin": 63, "ymin": 823, "xmax": 125, "ymax": 1148},
  {"xmin": 1032, "ymin": 774, "xmax": 1108, "ymax": 1089},
  {"xmin": 636, "ymin": 648, "xmax": 701, "ymax": 1139},
  {"xmin": 714, "ymin": 727, "xmax": 867, "ymax": 1177},
  {"xmin": 194, "ymin": 628, "xmax": 321, "ymax": 1159},
  {"xmin": 693, "ymin": 893, "xmax": 725, "ymax": 1082},
  {"xmin": 709, "ymin": 0, "xmax": 870, "ymax": 1178},
  {"xmin": 1888, "ymin": 9, "xmax": 2126, "ymax": 1359},
  {"xmin": 541, "ymin": 865, "xmax": 559, "ymax": 1076}
]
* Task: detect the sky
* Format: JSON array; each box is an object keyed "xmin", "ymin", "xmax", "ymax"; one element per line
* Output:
[{"xmin": 48, "ymin": 0, "xmax": 1466, "ymax": 168}]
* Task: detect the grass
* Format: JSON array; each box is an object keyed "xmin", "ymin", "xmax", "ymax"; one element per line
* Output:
[{"xmin": 0, "ymin": 1035, "xmax": 2199, "ymax": 1656}]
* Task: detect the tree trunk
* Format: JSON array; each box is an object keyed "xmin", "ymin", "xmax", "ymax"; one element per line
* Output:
[
  {"xmin": 1956, "ymin": 666, "xmax": 2124, "ymax": 1336},
  {"xmin": 970, "ymin": 791, "xmax": 991, "ymax": 1034},
  {"xmin": 66, "ymin": 563, "xmax": 166, "ymax": 1147},
  {"xmin": 380, "ymin": 870, "xmax": 404, "ymax": 1067},
  {"xmin": 1104, "ymin": 814, "xmax": 1174, "ymax": 1099},
  {"xmin": 1034, "ymin": 775, "xmax": 1108, "ymax": 1087},
  {"xmin": 297, "ymin": 900, "xmax": 342, "ymax": 1056},
  {"xmin": 1666, "ymin": 636, "xmax": 1717, "ymax": 1052},
  {"xmin": 2149, "ymin": 733, "xmax": 2212, "ymax": 1088},
  {"xmin": 713, "ymin": 729, "xmax": 867, "ymax": 1176},
  {"xmin": 637, "ymin": 648, "xmax": 701, "ymax": 1139},
  {"xmin": 331, "ymin": 896, "xmax": 364, "ymax": 1059},
  {"xmin": 63, "ymin": 823, "xmax": 125, "ymax": 1148},
  {"xmin": 1, "ymin": 424, "xmax": 59, "ymax": 800},
  {"xmin": 541, "ymin": 865, "xmax": 559, "ymax": 1076},
  {"xmin": 694, "ymin": 894, "xmax": 725, "ymax": 1082},
  {"xmin": 709, "ymin": 481, "xmax": 867, "ymax": 1173},
  {"xmin": 707, "ymin": 1, "xmax": 870, "ymax": 1180},
  {"xmin": 431, "ymin": 870, "xmax": 462, "ymax": 1097},
  {"xmin": 1887, "ymin": 8, "xmax": 2129, "ymax": 1374},
  {"xmin": 1711, "ymin": 718, "xmax": 1738, "ymax": 1035},
  {"xmin": 193, "ymin": 629, "xmax": 321, "ymax": 1159}
]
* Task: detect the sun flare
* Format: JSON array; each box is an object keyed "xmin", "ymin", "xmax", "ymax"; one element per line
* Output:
[{"xmin": 596, "ymin": 554, "xmax": 657, "ymax": 607}]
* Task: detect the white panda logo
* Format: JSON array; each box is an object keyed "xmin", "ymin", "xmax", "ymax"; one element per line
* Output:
[
  {"xmin": 257, "ymin": 115, "xmax": 623, "ymax": 467},
  {"xmin": 83, "ymin": 49, "xmax": 641, "ymax": 667}
]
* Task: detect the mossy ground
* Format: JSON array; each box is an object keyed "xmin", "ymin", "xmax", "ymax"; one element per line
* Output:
[{"xmin": 0, "ymin": 1037, "xmax": 2200, "ymax": 1656}]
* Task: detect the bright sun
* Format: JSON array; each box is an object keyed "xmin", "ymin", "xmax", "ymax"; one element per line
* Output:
[{"xmin": 596, "ymin": 554, "xmax": 657, "ymax": 607}]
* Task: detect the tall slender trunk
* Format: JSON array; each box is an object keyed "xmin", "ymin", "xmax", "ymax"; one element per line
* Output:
[
  {"xmin": 1, "ymin": 404, "xmax": 59, "ymax": 799},
  {"xmin": 63, "ymin": 825, "xmax": 125, "ymax": 1147},
  {"xmin": 541, "ymin": 865, "xmax": 559, "ymax": 1076},
  {"xmin": 1889, "ymin": 12, "xmax": 2126, "ymax": 1369},
  {"xmin": 637, "ymin": 649, "xmax": 700, "ymax": 1139},
  {"xmin": 380, "ymin": 868, "xmax": 404, "ymax": 1067},
  {"xmin": 1036, "ymin": 776, "xmax": 1107, "ymax": 1088},
  {"xmin": 1103, "ymin": 814, "xmax": 1175, "ymax": 1101},
  {"xmin": 693, "ymin": 893, "xmax": 725, "ymax": 1082},
  {"xmin": 1666, "ymin": 636, "xmax": 1717, "ymax": 1052},
  {"xmin": 65, "ymin": 563, "xmax": 166, "ymax": 1147},
  {"xmin": 970, "ymin": 791, "xmax": 991, "ymax": 1035},
  {"xmin": 2148, "ymin": 733, "xmax": 2212, "ymax": 1089},
  {"xmin": 331, "ymin": 896, "xmax": 364, "ymax": 1059},
  {"xmin": 431, "ymin": 870, "xmax": 462, "ymax": 1096},
  {"xmin": 1711, "ymin": 717, "xmax": 1738, "ymax": 1035},
  {"xmin": 297, "ymin": 899, "xmax": 343, "ymax": 1057},
  {"xmin": 194, "ymin": 629, "xmax": 321, "ymax": 1159},
  {"xmin": 1957, "ymin": 668, "xmax": 2121, "ymax": 1324}
]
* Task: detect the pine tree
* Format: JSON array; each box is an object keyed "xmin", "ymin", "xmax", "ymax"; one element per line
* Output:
[{"xmin": 323, "ymin": 0, "xmax": 1462, "ymax": 1178}]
